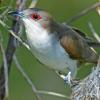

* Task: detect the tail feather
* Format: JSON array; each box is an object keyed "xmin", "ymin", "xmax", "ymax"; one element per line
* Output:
[{"xmin": 88, "ymin": 42, "xmax": 100, "ymax": 48}]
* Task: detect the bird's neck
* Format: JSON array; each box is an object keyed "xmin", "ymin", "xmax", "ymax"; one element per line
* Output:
[
  {"xmin": 23, "ymin": 18, "xmax": 71, "ymax": 45},
  {"xmin": 23, "ymin": 18, "xmax": 56, "ymax": 49},
  {"xmin": 48, "ymin": 20, "xmax": 72, "ymax": 38}
]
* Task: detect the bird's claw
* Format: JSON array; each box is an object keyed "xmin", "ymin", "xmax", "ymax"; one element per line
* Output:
[
  {"xmin": 60, "ymin": 72, "xmax": 72, "ymax": 85},
  {"xmin": 64, "ymin": 72, "xmax": 72, "ymax": 84}
]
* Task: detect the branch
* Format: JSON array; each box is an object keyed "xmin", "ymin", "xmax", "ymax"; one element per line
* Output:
[
  {"xmin": 9, "ymin": 30, "xmax": 30, "ymax": 50},
  {"xmin": 88, "ymin": 22, "xmax": 100, "ymax": 43},
  {"xmin": 13, "ymin": 55, "xmax": 70, "ymax": 100},
  {"xmin": 29, "ymin": 0, "xmax": 39, "ymax": 8},
  {"xmin": 0, "ymin": 20, "xmax": 30, "ymax": 50},
  {"xmin": 0, "ymin": 7, "xmax": 11, "ymax": 19},
  {"xmin": 13, "ymin": 55, "xmax": 41, "ymax": 100},
  {"xmin": 0, "ymin": 0, "xmax": 27, "ymax": 99},
  {"xmin": 0, "ymin": 19, "xmax": 30, "ymax": 50},
  {"xmin": 71, "ymin": 58, "xmax": 100, "ymax": 99},
  {"xmin": 37, "ymin": 90, "xmax": 71, "ymax": 99},
  {"xmin": 0, "ymin": 0, "xmax": 39, "ymax": 99},
  {"xmin": 0, "ymin": 33, "xmax": 9, "ymax": 99},
  {"xmin": 97, "ymin": 6, "xmax": 100, "ymax": 15},
  {"xmin": 67, "ymin": 2, "xmax": 100, "ymax": 24}
]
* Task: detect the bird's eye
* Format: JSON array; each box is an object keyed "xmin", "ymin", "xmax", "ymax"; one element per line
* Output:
[{"xmin": 31, "ymin": 13, "xmax": 42, "ymax": 20}]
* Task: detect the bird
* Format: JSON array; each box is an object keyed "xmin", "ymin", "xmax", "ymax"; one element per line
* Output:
[{"xmin": 9, "ymin": 8, "xmax": 100, "ymax": 83}]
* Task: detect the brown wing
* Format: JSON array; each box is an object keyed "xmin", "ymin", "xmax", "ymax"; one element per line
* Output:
[
  {"xmin": 60, "ymin": 29, "xmax": 98, "ymax": 64},
  {"xmin": 73, "ymin": 28, "xmax": 100, "ymax": 47}
]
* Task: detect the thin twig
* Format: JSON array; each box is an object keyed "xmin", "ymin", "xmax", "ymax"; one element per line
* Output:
[
  {"xmin": 0, "ymin": 0, "xmax": 38, "ymax": 99},
  {"xmin": 0, "ymin": 6, "xmax": 8, "ymax": 10},
  {"xmin": 88, "ymin": 22, "xmax": 100, "ymax": 42},
  {"xmin": 0, "ymin": 33, "xmax": 9, "ymax": 99},
  {"xmin": 13, "ymin": 54, "xmax": 41, "ymax": 100},
  {"xmin": 0, "ymin": 19, "xmax": 30, "ymax": 50},
  {"xmin": 0, "ymin": 0, "xmax": 27, "ymax": 99},
  {"xmin": 9, "ymin": 30, "xmax": 30, "ymax": 50},
  {"xmin": 97, "ymin": 0, "xmax": 100, "ymax": 15},
  {"xmin": 67, "ymin": 2, "xmax": 100, "ymax": 24},
  {"xmin": 16, "ymin": 0, "xmax": 26, "ymax": 10},
  {"xmin": 13, "ymin": 55, "xmax": 70, "ymax": 100},
  {"xmin": 29, "ymin": 0, "xmax": 39, "ymax": 8},
  {"xmin": 0, "ymin": 19, "xmax": 10, "ymax": 28},
  {"xmin": 37, "ymin": 90, "xmax": 71, "ymax": 99},
  {"xmin": 71, "ymin": 58, "xmax": 100, "ymax": 99},
  {"xmin": 0, "ymin": 7, "xmax": 11, "ymax": 19}
]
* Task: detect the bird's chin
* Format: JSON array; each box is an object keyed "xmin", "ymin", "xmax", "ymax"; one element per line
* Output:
[{"xmin": 22, "ymin": 18, "xmax": 36, "ymax": 27}]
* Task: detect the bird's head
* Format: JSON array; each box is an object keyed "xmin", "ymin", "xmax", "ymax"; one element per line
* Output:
[{"xmin": 9, "ymin": 8, "xmax": 53, "ymax": 30}]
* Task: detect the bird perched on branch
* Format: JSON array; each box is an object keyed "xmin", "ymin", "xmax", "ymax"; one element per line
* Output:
[{"xmin": 9, "ymin": 8, "xmax": 100, "ymax": 83}]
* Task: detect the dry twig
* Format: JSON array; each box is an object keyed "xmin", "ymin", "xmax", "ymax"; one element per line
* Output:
[
  {"xmin": 67, "ymin": 2, "xmax": 100, "ymax": 24},
  {"xmin": 29, "ymin": 0, "xmax": 39, "ymax": 8},
  {"xmin": 13, "ymin": 54, "xmax": 41, "ymax": 100},
  {"xmin": 71, "ymin": 58, "xmax": 100, "ymax": 100},
  {"xmin": 88, "ymin": 22, "xmax": 100, "ymax": 43},
  {"xmin": 0, "ymin": 19, "xmax": 30, "ymax": 50},
  {"xmin": 13, "ymin": 54, "xmax": 71, "ymax": 100},
  {"xmin": 0, "ymin": 0, "xmax": 27, "ymax": 99},
  {"xmin": 0, "ymin": 33, "xmax": 9, "ymax": 99}
]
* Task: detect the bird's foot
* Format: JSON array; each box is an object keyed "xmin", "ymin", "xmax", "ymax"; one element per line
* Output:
[
  {"xmin": 56, "ymin": 71, "xmax": 80, "ymax": 86},
  {"xmin": 60, "ymin": 72, "xmax": 72, "ymax": 85}
]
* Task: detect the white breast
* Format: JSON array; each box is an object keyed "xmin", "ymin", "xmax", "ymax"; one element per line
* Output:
[{"xmin": 23, "ymin": 18, "xmax": 77, "ymax": 77}]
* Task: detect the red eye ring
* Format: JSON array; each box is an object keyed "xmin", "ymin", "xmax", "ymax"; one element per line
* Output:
[{"xmin": 31, "ymin": 13, "xmax": 42, "ymax": 20}]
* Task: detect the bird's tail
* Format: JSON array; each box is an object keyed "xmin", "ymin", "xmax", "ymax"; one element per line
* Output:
[{"xmin": 88, "ymin": 42, "xmax": 100, "ymax": 48}]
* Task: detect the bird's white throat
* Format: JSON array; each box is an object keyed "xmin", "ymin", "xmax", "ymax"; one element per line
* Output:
[
  {"xmin": 23, "ymin": 18, "xmax": 51, "ymax": 48},
  {"xmin": 22, "ymin": 18, "xmax": 77, "ymax": 77}
]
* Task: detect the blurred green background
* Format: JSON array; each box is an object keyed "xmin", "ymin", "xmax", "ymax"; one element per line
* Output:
[{"xmin": 0, "ymin": 0, "xmax": 100, "ymax": 100}]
